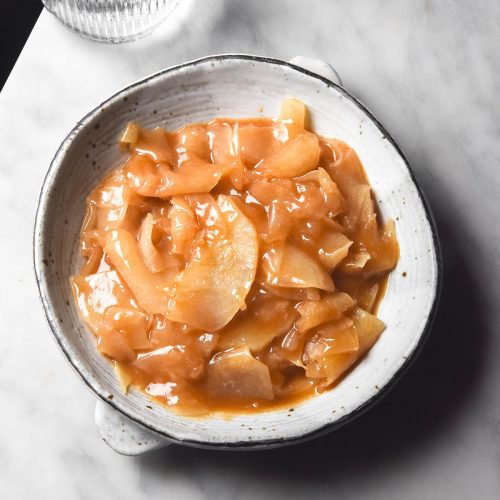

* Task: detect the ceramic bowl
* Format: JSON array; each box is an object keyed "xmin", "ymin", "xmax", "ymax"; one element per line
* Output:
[{"xmin": 34, "ymin": 54, "xmax": 441, "ymax": 454}]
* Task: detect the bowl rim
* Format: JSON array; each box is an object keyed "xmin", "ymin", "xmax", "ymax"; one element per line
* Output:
[{"xmin": 33, "ymin": 53, "xmax": 443, "ymax": 449}]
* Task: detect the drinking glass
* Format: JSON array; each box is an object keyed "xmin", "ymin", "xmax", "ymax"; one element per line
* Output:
[{"xmin": 42, "ymin": 0, "xmax": 180, "ymax": 43}]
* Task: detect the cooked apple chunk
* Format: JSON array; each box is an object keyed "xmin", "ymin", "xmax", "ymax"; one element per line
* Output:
[{"xmin": 165, "ymin": 195, "xmax": 258, "ymax": 331}]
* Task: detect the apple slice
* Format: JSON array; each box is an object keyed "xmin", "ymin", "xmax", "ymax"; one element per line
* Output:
[
  {"xmin": 138, "ymin": 213, "xmax": 182, "ymax": 273},
  {"xmin": 132, "ymin": 126, "xmax": 176, "ymax": 164},
  {"xmin": 296, "ymin": 292, "xmax": 354, "ymax": 332},
  {"xmin": 255, "ymin": 131, "xmax": 320, "ymax": 178},
  {"xmin": 104, "ymin": 229, "xmax": 174, "ymax": 314},
  {"xmin": 205, "ymin": 346, "xmax": 273, "ymax": 400},
  {"xmin": 70, "ymin": 270, "xmax": 137, "ymax": 335},
  {"xmin": 165, "ymin": 195, "xmax": 259, "ymax": 331},
  {"xmin": 352, "ymin": 307, "xmax": 385, "ymax": 352},
  {"xmin": 317, "ymin": 232, "xmax": 353, "ymax": 270},
  {"xmin": 304, "ymin": 307, "xmax": 385, "ymax": 387},
  {"xmin": 304, "ymin": 325, "xmax": 359, "ymax": 363},
  {"xmin": 168, "ymin": 196, "xmax": 199, "ymax": 257},
  {"xmin": 237, "ymin": 122, "xmax": 288, "ymax": 167},
  {"xmin": 103, "ymin": 306, "xmax": 152, "ymax": 350},
  {"xmin": 279, "ymin": 96, "xmax": 306, "ymax": 130},
  {"xmin": 97, "ymin": 329, "xmax": 136, "ymax": 362},
  {"xmin": 263, "ymin": 242, "xmax": 335, "ymax": 292},
  {"xmin": 114, "ymin": 363, "xmax": 132, "ymax": 394},
  {"xmin": 218, "ymin": 297, "xmax": 297, "ymax": 352},
  {"xmin": 208, "ymin": 122, "xmax": 246, "ymax": 189},
  {"xmin": 125, "ymin": 154, "xmax": 224, "ymax": 198}
]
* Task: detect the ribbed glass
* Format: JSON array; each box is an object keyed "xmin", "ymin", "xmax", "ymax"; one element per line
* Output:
[{"xmin": 42, "ymin": 0, "xmax": 179, "ymax": 43}]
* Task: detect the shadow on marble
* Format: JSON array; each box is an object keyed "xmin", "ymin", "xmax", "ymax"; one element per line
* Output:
[{"xmin": 137, "ymin": 186, "xmax": 490, "ymax": 486}]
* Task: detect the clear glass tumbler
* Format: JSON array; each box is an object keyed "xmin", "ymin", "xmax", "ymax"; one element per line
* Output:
[{"xmin": 42, "ymin": 0, "xmax": 180, "ymax": 43}]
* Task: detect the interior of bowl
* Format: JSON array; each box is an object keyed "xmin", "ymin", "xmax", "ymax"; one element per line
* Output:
[{"xmin": 34, "ymin": 55, "xmax": 440, "ymax": 447}]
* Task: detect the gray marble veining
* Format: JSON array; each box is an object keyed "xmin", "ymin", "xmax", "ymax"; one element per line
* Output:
[{"xmin": 1, "ymin": 0, "xmax": 499, "ymax": 498}]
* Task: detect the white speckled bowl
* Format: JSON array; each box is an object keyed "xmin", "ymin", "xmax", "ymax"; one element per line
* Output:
[{"xmin": 34, "ymin": 55, "xmax": 441, "ymax": 455}]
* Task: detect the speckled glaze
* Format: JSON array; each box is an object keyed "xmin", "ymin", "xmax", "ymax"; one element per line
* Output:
[{"xmin": 33, "ymin": 54, "xmax": 441, "ymax": 455}]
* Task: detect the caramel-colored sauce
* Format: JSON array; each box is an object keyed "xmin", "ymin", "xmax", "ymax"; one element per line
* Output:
[{"xmin": 71, "ymin": 99, "xmax": 399, "ymax": 416}]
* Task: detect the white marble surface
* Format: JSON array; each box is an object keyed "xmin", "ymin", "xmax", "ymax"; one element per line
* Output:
[{"xmin": 1, "ymin": 0, "xmax": 499, "ymax": 498}]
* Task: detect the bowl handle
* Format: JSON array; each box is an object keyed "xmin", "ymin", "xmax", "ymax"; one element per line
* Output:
[
  {"xmin": 289, "ymin": 56, "xmax": 342, "ymax": 86},
  {"xmin": 95, "ymin": 400, "xmax": 171, "ymax": 455}
]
